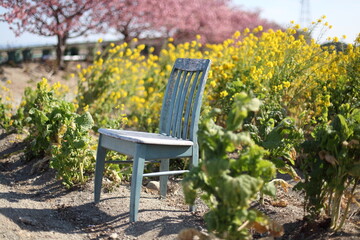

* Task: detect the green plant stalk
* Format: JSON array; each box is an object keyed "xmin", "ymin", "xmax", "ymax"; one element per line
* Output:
[
  {"xmin": 79, "ymin": 157, "xmax": 84, "ymax": 184},
  {"xmin": 331, "ymin": 165, "xmax": 341, "ymax": 229},
  {"xmin": 237, "ymin": 220, "xmax": 250, "ymax": 232},
  {"xmin": 334, "ymin": 178, "xmax": 358, "ymax": 231},
  {"xmin": 331, "ymin": 188, "xmax": 343, "ymax": 230},
  {"xmin": 330, "ymin": 167, "xmax": 351, "ymax": 230},
  {"xmin": 327, "ymin": 187, "xmax": 332, "ymax": 216}
]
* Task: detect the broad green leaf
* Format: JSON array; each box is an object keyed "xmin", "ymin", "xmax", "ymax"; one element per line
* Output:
[
  {"xmin": 348, "ymin": 162, "xmax": 360, "ymax": 177},
  {"xmin": 75, "ymin": 112, "xmax": 94, "ymax": 130},
  {"xmin": 204, "ymin": 157, "xmax": 229, "ymax": 176},
  {"xmin": 262, "ymin": 130, "xmax": 282, "ymax": 149},
  {"xmin": 331, "ymin": 114, "xmax": 351, "ymax": 141},
  {"xmin": 256, "ymin": 159, "xmax": 276, "ymax": 181},
  {"xmin": 73, "ymin": 139, "xmax": 86, "ymax": 148},
  {"xmin": 218, "ymin": 175, "xmax": 263, "ymax": 207},
  {"xmin": 246, "ymin": 98, "xmax": 262, "ymax": 112},
  {"xmin": 351, "ymin": 109, "xmax": 360, "ymax": 123},
  {"xmin": 262, "ymin": 181, "xmax": 276, "ymax": 197}
]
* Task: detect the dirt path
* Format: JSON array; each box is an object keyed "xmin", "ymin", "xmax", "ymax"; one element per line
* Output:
[
  {"xmin": 0, "ymin": 130, "xmax": 206, "ymax": 240},
  {"xmin": 1, "ymin": 130, "xmax": 359, "ymax": 240}
]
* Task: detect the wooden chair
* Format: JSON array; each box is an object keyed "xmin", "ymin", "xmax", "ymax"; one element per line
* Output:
[{"xmin": 94, "ymin": 58, "xmax": 211, "ymax": 222}]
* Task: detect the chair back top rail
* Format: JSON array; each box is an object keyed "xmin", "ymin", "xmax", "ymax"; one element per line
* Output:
[{"xmin": 159, "ymin": 58, "xmax": 211, "ymax": 141}]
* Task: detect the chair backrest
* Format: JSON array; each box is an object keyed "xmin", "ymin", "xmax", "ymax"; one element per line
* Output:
[{"xmin": 159, "ymin": 58, "xmax": 211, "ymax": 141}]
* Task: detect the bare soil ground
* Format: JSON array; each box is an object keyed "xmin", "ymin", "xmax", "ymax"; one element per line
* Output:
[
  {"xmin": 0, "ymin": 63, "xmax": 359, "ymax": 239},
  {"xmin": 1, "ymin": 62, "xmax": 78, "ymax": 107},
  {"xmin": 0, "ymin": 130, "xmax": 207, "ymax": 240}
]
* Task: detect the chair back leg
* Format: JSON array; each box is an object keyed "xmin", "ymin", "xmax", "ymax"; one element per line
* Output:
[
  {"xmin": 94, "ymin": 135, "xmax": 107, "ymax": 203},
  {"xmin": 159, "ymin": 159, "xmax": 170, "ymax": 197},
  {"xmin": 129, "ymin": 145, "xmax": 147, "ymax": 222}
]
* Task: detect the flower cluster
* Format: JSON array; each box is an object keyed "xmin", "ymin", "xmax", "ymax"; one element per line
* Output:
[{"xmin": 74, "ymin": 17, "xmax": 359, "ymax": 131}]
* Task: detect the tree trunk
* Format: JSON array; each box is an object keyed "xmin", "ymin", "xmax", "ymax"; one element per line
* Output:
[{"xmin": 56, "ymin": 34, "xmax": 67, "ymax": 70}]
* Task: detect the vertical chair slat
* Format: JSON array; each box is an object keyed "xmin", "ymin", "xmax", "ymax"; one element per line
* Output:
[
  {"xmin": 160, "ymin": 69, "xmax": 177, "ymax": 134},
  {"xmin": 189, "ymin": 70, "xmax": 207, "ymax": 140},
  {"xmin": 182, "ymin": 71, "xmax": 201, "ymax": 139},
  {"xmin": 174, "ymin": 71, "xmax": 194, "ymax": 138},
  {"xmin": 164, "ymin": 70, "xmax": 183, "ymax": 135},
  {"xmin": 185, "ymin": 71, "xmax": 202, "ymax": 139},
  {"xmin": 172, "ymin": 70, "xmax": 189, "ymax": 138}
]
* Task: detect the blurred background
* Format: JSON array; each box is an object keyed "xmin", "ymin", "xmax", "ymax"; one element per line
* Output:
[{"xmin": 0, "ymin": 0, "xmax": 359, "ymax": 49}]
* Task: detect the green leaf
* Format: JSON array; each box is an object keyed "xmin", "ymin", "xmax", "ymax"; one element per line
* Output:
[
  {"xmin": 73, "ymin": 139, "xmax": 86, "ymax": 148},
  {"xmin": 331, "ymin": 114, "xmax": 351, "ymax": 141},
  {"xmin": 204, "ymin": 157, "xmax": 229, "ymax": 176},
  {"xmin": 75, "ymin": 112, "xmax": 94, "ymax": 130},
  {"xmin": 262, "ymin": 131, "xmax": 282, "ymax": 149},
  {"xmin": 182, "ymin": 180, "xmax": 197, "ymax": 204},
  {"xmin": 256, "ymin": 159, "xmax": 277, "ymax": 182},
  {"xmin": 262, "ymin": 181, "xmax": 276, "ymax": 197},
  {"xmin": 219, "ymin": 175, "xmax": 263, "ymax": 207},
  {"xmin": 247, "ymin": 98, "xmax": 262, "ymax": 112},
  {"xmin": 348, "ymin": 162, "xmax": 360, "ymax": 177},
  {"xmin": 351, "ymin": 109, "xmax": 360, "ymax": 123}
]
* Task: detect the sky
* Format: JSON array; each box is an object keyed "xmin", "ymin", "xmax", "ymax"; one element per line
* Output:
[
  {"xmin": 0, "ymin": 0, "xmax": 359, "ymax": 49},
  {"xmin": 233, "ymin": 0, "xmax": 359, "ymax": 43}
]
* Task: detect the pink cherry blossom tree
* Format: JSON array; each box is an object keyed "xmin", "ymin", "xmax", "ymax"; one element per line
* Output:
[
  {"xmin": 0, "ymin": 0, "xmax": 110, "ymax": 69},
  {"xmin": 103, "ymin": 0, "xmax": 150, "ymax": 43},
  {"xmin": 151, "ymin": 0, "xmax": 281, "ymax": 43},
  {"xmin": 105, "ymin": 0, "xmax": 281, "ymax": 44}
]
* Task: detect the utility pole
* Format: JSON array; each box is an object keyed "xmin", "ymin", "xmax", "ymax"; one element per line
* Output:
[{"xmin": 300, "ymin": 0, "xmax": 311, "ymax": 26}]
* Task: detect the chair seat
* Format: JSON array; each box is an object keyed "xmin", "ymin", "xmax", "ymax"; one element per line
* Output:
[{"xmin": 98, "ymin": 128, "xmax": 194, "ymax": 146}]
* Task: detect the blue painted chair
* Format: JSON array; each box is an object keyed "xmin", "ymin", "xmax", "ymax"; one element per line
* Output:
[{"xmin": 94, "ymin": 58, "xmax": 211, "ymax": 222}]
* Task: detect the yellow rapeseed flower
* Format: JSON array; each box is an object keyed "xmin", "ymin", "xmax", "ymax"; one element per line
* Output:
[
  {"xmin": 53, "ymin": 82, "xmax": 61, "ymax": 90},
  {"xmin": 233, "ymin": 31, "xmax": 241, "ymax": 39},
  {"xmin": 146, "ymin": 118, "xmax": 152, "ymax": 125},
  {"xmin": 283, "ymin": 81, "xmax": 291, "ymax": 88},
  {"xmin": 220, "ymin": 90, "xmax": 229, "ymax": 98}
]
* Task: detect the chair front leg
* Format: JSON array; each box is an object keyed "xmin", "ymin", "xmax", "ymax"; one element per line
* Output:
[
  {"xmin": 189, "ymin": 145, "xmax": 199, "ymax": 212},
  {"xmin": 160, "ymin": 159, "xmax": 169, "ymax": 198},
  {"xmin": 94, "ymin": 135, "xmax": 107, "ymax": 203},
  {"xmin": 129, "ymin": 144, "xmax": 146, "ymax": 222}
]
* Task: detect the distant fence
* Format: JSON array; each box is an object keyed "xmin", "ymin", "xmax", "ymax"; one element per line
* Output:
[
  {"xmin": 0, "ymin": 38, "xmax": 164, "ymax": 65},
  {"xmin": 0, "ymin": 45, "xmax": 90, "ymax": 65}
]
